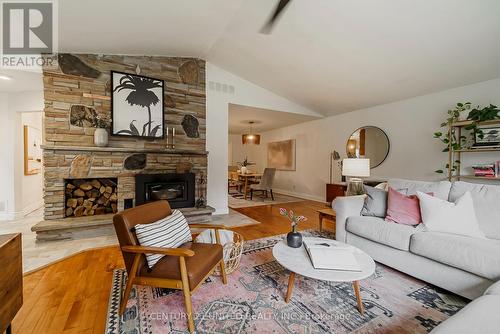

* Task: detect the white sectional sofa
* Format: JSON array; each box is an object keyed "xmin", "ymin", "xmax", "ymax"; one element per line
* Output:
[{"xmin": 333, "ymin": 179, "xmax": 500, "ymax": 333}]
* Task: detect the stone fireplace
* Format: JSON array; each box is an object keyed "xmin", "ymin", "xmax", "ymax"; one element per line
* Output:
[{"xmin": 34, "ymin": 53, "xmax": 211, "ymax": 240}]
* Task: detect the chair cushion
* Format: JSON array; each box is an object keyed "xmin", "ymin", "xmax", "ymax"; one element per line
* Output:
[
  {"xmin": 410, "ymin": 232, "xmax": 500, "ymax": 280},
  {"xmin": 430, "ymin": 295, "xmax": 500, "ymax": 334},
  {"xmin": 135, "ymin": 209, "xmax": 192, "ymax": 268},
  {"xmin": 449, "ymin": 181, "xmax": 500, "ymax": 240},
  {"xmin": 346, "ymin": 216, "xmax": 421, "ymax": 251},
  {"xmin": 388, "ymin": 178, "xmax": 451, "ymax": 200},
  {"xmin": 140, "ymin": 242, "xmax": 223, "ymax": 289}
]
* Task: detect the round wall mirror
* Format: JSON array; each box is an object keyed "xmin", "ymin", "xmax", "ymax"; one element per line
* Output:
[{"xmin": 346, "ymin": 126, "xmax": 390, "ymax": 168}]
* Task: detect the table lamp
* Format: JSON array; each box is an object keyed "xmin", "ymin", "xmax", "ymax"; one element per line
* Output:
[{"xmin": 342, "ymin": 158, "xmax": 370, "ymax": 196}]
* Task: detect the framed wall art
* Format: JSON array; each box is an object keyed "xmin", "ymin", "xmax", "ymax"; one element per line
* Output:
[{"xmin": 111, "ymin": 71, "xmax": 164, "ymax": 139}]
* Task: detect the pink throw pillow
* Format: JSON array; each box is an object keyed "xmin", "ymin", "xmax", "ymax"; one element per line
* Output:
[{"xmin": 385, "ymin": 187, "xmax": 428, "ymax": 226}]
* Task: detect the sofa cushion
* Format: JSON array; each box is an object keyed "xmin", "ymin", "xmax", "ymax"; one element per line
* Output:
[
  {"xmin": 385, "ymin": 187, "xmax": 423, "ymax": 226},
  {"xmin": 346, "ymin": 216, "xmax": 421, "ymax": 251},
  {"xmin": 410, "ymin": 232, "xmax": 500, "ymax": 280},
  {"xmin": 361, "ymin": 185, "xmax": 387, "ymax": 218},
  {"xmin": 484, "ymin": 280, "xmax": 500, "ymax": 296},
  {"xmin": 388, "ymin": 178, "xmax": 451, "ymax": 200},
  {"xmin": 449, "ymin": 181, "xmax": 500, "ymax": 240},
  {"xmin": 430, "ymin": 295, "xmax": 500, "ymax": 334}
]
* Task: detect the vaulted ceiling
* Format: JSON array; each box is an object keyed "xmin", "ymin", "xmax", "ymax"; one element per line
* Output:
[{"xmin": 59, "ymin": 0, "xmax": 500, "ymax": 116}]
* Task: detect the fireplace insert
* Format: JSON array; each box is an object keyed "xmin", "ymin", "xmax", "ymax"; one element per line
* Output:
[{"xmin": 135, "ymin": 173, "xmax": 195, "ymax": 208}]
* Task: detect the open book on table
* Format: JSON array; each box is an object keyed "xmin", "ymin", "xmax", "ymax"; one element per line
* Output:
[{"xmin": 303, "ymin": 238, "xmax": 361, "ymax": 272}]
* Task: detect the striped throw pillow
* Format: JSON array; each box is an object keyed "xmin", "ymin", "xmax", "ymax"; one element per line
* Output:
[{"xmin": 135, "ymin": 209, "xmax": 192, "ymax": 268}]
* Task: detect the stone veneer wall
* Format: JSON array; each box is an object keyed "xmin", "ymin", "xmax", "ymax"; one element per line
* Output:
[{"xmin": 42, "ymin": 54, "xmax": 207, "ymax": 220}]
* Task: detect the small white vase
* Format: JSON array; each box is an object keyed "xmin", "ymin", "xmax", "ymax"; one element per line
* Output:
[
  {"xmin": 240, "ymin": 166, "xmax": 248, "ymax": 174},
  {"xmin": 94, "ymin": 128, "xmax": 108, "ymax": 147}
]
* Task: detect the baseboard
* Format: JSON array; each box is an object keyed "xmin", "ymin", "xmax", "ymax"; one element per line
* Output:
[
  {"xmin": 272, "ymin": 188, "xmax": 326, "ymax": 203},
  {"xmin": 0, "ymin": 200, "xmax": 43, "ymax": 221}
]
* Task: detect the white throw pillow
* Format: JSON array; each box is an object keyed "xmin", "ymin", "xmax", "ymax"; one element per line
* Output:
[
  {"xmin": 135, "ymin": 209, "xmax": 192, "ymax": 268},
  {"xmin": 417, "ymin": 191, "xmax": 485, "ymax": 239}
]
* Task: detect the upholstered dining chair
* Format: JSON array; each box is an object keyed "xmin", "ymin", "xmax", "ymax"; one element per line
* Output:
[
  {"xmin": 112, "ymin": 200, "xmax": 227, "ymax": 333},
  {"xmin": 250, "ymin": 168, "xmax": 276, "ymax": 200}
]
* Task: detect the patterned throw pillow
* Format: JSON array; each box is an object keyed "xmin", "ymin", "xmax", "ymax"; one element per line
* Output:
[{"xmin": 135, "ymin": 209, "xmax": 192, "ymax": 268}]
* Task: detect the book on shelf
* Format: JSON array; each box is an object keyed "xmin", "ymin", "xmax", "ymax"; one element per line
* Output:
[
  {"xmin": 303, "ymin": 238, "xmax": 361, "ymax": 272},
  {"xmin": 471, "ymin": 163, "xmax": 500, "ymax": 177}
]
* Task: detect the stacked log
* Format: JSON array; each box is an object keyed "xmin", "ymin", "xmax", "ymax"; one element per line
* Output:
[{"xmin": 65, "ymin": 178, "xmax": 118, "ymax": 217}]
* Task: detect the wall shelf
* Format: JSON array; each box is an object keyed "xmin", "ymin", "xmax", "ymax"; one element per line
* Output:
[{"xmin": 447, "ymin": 119, "xmax": 500, "ymax": 181}]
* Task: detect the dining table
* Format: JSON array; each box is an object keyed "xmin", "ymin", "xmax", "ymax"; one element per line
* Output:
[{"xmin": 235, "ymin": 172, "xmax": 262, "ymax": 200}]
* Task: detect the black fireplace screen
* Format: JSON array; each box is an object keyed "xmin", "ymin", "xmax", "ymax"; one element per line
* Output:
[{"xmin": 135, "ymin": 173, "xmax": 195, "ymax": 208}]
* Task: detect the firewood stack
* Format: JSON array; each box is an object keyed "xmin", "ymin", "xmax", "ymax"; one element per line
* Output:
[{"xmin": 65, "ymin": 178, "xmax": 118, "ymax": 217}]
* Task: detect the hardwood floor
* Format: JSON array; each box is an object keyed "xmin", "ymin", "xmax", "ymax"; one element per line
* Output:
[{"xmin": 12, "ymin": 199, "xmax": 333, "ymax": 333}]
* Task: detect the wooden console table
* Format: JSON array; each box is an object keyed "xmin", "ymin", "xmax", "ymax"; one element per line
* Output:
[{"xmin": 0, "ymin": 234, "xmax": 23, "ymax": 334}]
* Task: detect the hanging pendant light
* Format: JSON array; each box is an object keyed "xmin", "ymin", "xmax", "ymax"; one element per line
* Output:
[{"xmin": 242, "ymin": 121, "xmax": 261, "ymax": 145}]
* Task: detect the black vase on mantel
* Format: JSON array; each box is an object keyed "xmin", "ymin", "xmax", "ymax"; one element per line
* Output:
[{"xmin": 287, "ymin": 227, "xmax": 302, "ymax": 248}]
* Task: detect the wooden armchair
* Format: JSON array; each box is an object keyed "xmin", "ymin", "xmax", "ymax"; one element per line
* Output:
[{"xmin": 112, "ymin": 200, "xmax": 227, "ymax": 333}]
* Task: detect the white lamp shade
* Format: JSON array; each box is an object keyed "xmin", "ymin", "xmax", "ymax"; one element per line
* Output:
[{"xmin": 342, "ymin": 158, "xmax": 370, "ymax": 177}]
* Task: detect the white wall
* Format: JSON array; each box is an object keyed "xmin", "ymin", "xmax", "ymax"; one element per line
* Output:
[
  {"xmin": 0, "ymin": 93, "xmax": 14, "ymax": 218},
  {"xmin": 0, "ymin": 91, "xmax": 44, "ymax": 220},
  {"xmin": 261, "ymin": 78, "xmax": 500, "ymax": 202},
  {"xmin": 206, "ymin": 63, "xmax": 319, "ymax": 213}
]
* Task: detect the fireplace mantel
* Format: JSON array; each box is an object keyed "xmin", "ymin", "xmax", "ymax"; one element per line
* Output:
[{"xmin": 41, "ymin": 145, "xmax": 208, "ymax": 156}]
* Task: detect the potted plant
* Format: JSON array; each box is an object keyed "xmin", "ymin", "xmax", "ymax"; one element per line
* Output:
[
  {"xmin": 237, "ymin": 157, "xmax": 256, "ymax": 174},
  {"xmin": 280, "ymin": 208, "xmax": 307, "ymax": 248}
]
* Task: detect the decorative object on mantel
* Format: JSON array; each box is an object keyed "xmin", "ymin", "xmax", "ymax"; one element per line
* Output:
[
  {"xmin": 242, "ymin": 121, "xmax": 261, "ymax": 145},
  {"xmin": 434, "ymin": 102, "xmax": 500, "ymax": 176},
  {"xmin": 342, "ymin": 158, "xmax": 370, "ymax": 196},
  {"xmin": 268, "ymin": 139, "xmax": 296, "ymax": 171},
  {"xmin": 165, "ymin": 126, "xmax": 176, "ymax": 149},
  {"xmin": 124, "ymin": 154, "xmax": 147, "ymax": 170},
  {"xmin": 280, "ymin": 208, "xmax": 307, "ymax": 248},
  {"xmin": 93, "ymin": 116, "xmax": 109, "ymax": 147},
  {"xmin": 111, "ymin": 71, "xmax": 164, "ymax": 139}
]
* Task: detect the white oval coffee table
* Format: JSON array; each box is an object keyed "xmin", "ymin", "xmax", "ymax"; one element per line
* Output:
[{"xmin": 272, "ymin": 237, "xmax": 375, "ymax": 314}]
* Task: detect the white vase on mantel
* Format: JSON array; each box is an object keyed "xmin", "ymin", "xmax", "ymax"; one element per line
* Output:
[
  {"xmin": 94, "ymin": 128, "xmax": 109, "ymax": 147},
  {"xmin": 240, "ymin": 166, "xmax": 248, "ymax": 174}
]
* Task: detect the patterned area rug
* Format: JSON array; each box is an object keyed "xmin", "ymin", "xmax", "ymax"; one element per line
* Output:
[
  {"xmin": 228, "ymin": 192, "xmax": 303, "ymax": 209},
  {"xmin": 106, "ymin": 231, "xmax": 467, "ymax": 334}
]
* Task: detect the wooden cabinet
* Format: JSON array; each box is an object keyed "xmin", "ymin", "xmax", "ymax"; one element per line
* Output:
[
  {"xmin": 0, "ymin": 234, "xmax": 23, "ymax": 334},
  {"xmin": 326, "ymin": 183, "xmax": 347, "ymax": 204}
]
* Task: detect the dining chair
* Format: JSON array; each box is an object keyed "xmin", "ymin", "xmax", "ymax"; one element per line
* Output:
[
  {"xmin": 250, "ymin": 168, "xmax": 276, "ymax": 200},
  {"xmin": 113, "ymin": 200, "xmax": 227, "ymax": 333}
]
